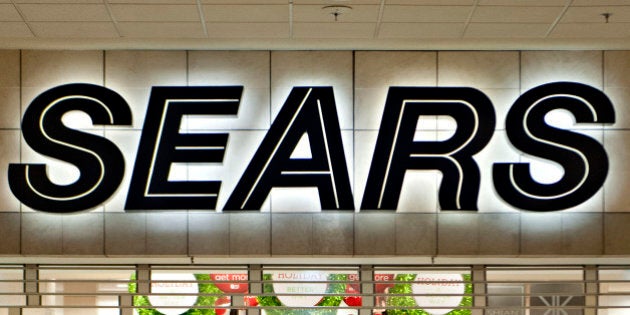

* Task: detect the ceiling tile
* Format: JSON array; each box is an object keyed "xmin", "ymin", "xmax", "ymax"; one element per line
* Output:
[
  {"xmin": 205, "ymin": 22, "xmax": 289, "ymax": 38},
  {"xmin": 479, "ymin": 0, "xmax": 566, "ymax": 5},
  {"xmin": 293, "ymin": 22, "xmax": 374, "ymax": 38},
  {"xmin": 30, "ymin": 22, "xmax": 118, "ymax": 37},
  {"xmin": 118, "ymin": 22, "xmax": 205, "ymax": 38},
  {"xmin": 111, "ymin": 5, "xmax": 199, "ymax": 22},
  {"xmin": 572, "ymin": 0, "xmax": 630, "ymax": 5},
  {"xmin": 472, "ymin": 6, "xmax": 564, "ymax": 23},
  {"xmin": 378, "ymin": 22, "xmax": 464, "ymax": 38},
  {"xmin": 13, "ymin": 0, "xmax": 101, "ymax": 3},
  {"xmin": 109, "ymin": 0, "xmax": 195, "ymax": 3},
  {"xmin": 292, "ymin": 0, "xmax": 381, "ymax": 3},
  {"xmin": 388, "ymin": 0, "xmax": 474, "ymax": 4},
  {"xmin": 294, "ymin": 5, "xmax": 379, "ymax": 22},
  {"xmin": 203, "ymin": 5, "xmax": 287, "ymax": 22},
  {"xmin": 0, "ymin": 22, "xmax": 33, "ymax": 37},
  {"xmin": 383, "ymin": 6, "xmax": 473, "ymax": 23},
  {"xmin": 0, "ymin": 4, "xmax": 22, "ymax": 22},
  {"xmin": 18, "ymin": 4, "xmax": 110, "ymax": 22},
  {"xmin": 202, "ymin": 0, "xmax": 287, "ymax": 4},
  {"xmin": 465, "ymin": 22, "xmax": 549, "ymax": 37},
  {"xmin": 562, "ymin": 6, "xmax": 630, "ymax": 23},
  {"xmin": 550, "ymin": 23, "xmax": 630, "ymax": 38}
]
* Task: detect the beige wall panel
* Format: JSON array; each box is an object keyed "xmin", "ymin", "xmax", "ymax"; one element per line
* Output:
[
  {"xmin": 396, "ymin": 213, "xmax": 437, "ymax": 255},
  {"xmin": 438, "ymin": 51, "xmax": 519, "ymax": 89},
  {"xmin": 0, "ymin": 213, "xmax": 19, "ymax": 254},
  {"xmin": 271, "ymin": 213, "xmax": 313, "ymax": 255},
  {"xmin": 21, "ymin": 212, "xmax": 62, "ymax": 255},
  {"xmin": 438, "ymin": 212, "xmax": 479, "ymax": 255},
  {"xmin": 521, "ymin": 50, "xmax": 603, "ymax": 91},
  {"xmin": 61, "ymin": 213, "xmax": 104, "ymax": 255},
  {"xmin": 229, "ymin": 213, "xmax": 270, "ymax": 256},
  {"xmin": 0, "ymin": 131, "xmax": 20, "ymax": 212},
  {"xmin": 188, "ymin": 212, "xmax": 229, "ymax": 255},
  {"xmin": 605, "ymin": 51, "xmax": 630, "ymax": 88},
  {"xmin": 146, "ymin": 212, "xmax": 188, "ymax": 255},
  {"xmin": 478, "ymin": 213, "xmax": 519, "ymax": 255},
  {"xmin": 104, "ymin": 213, "xmax": 146, "ymax": 255},
  {"xmin": 520, "ymin": 213, "xmax": 563, "ymax": 255},
  {"xmin": 355, "ymin": 51, "xmax": 437, "ymax": 130},
  {"xmin": 354, "ymin": 213, "xmax": 395, "ymax": 255},
  {"xmin": 604, "ymin": 213, "xmax": 630, "ymax": 254},
  {"xmin": 188, "ymin": 51, "xmax": 271, "ymax": 130},
  {"xmin": 105, "ymin": 51, "xmax": 186, "ymax": 128},
  {"xmin": 0, "ymin": 50, "xmax": 20, "ymax": 129},
  {"xmin": 561, "ymin": 212, "xmax": 603, "ymax": 255},
  {"xmin": 604, "ymin": 130, "xmax": 630, "ymax": 212},
  {"xmin": 312, "ymin": 212, "xmax": 354, "ymax": 255}
]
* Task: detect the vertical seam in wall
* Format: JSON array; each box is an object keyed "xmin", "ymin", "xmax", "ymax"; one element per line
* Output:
[
  {"xmin": 517, "ymin": 51, "xmax": 522, "ymax": 255},
  {"xmin": 18, "ymin": 50, "xmax": 23, "ymax": 256},
  {"xmin": 431, "ymin": 50, "xmax": 440, "ymax": 265},
  {"xmin": 602, "ymin": 50, "xmax": 606, "ymax": 255},
  {"xmin": 352, "ymin": 50, "xmax": 356, "ymax": 212}
]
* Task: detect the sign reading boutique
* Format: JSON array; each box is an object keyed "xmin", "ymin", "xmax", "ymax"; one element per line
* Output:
[{"xmin": 8, "ymin": 81, "xmax": 615, "ymax": 213}]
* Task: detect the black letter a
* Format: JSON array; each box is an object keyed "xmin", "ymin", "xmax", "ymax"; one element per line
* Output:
[{"xmin": 224, "ymin": 87, "xmax": 354, "ymax": 211}]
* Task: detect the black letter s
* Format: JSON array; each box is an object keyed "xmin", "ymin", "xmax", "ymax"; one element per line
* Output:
[
  {"xmin": 9, "ymin": 84, "xmax": 132, "ymax": 213},
  {"xmin": 493, "ymin": 82, "xmax": 615, "ymax": 211}
]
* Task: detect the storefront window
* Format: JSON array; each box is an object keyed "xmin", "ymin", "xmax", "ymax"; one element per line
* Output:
[
  {"xmin": 599, "ymin": 269, "xmax": 630, "ymax": 315},
  {"xmin": 38, "ymin": 266, "xmax": 134, "ymax": 315},
  {"xmin": 486, "ymin": 268, "xmax": 584, "ymax": 315},
  {"xmin": 259, "ymin": 267, "xmax": 360, "ymax": 314},
  {"xmin": 373, "ymin": 268, "xmax": 472, "ymax": 315},
  {"xmin": 131, "ymin": 267, "xmax": 248, "ymax": 315},
  {"xmin": 0, "ymin": 266, "xmax": 25, "ymax": 315}
]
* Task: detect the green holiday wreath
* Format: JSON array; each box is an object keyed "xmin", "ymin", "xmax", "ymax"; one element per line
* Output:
[
  {"xmin": 386, "ymin": 273, "xmax": 473, "ymax": 315},
  {"xmin": 129, "ymin": 273, "xmax": 226, "ymax": 315},
  {"xmin": 257, "ymin": 273, "xmax": 349, "ymax": 315}
]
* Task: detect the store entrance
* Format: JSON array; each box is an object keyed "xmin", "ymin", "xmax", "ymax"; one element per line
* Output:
[{"xmin": 0, "ymin": 265, "xmax": 626, "ymax": 314}]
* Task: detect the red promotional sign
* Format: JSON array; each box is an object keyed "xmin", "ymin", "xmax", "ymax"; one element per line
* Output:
[{"xmin": 210, "ymin": 274, "xmax": 248, "ymax": 293}]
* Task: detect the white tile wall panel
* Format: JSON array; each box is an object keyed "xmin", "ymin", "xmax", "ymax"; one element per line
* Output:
[
  {"xmin": 111, "ymin": 4, "xmax": 200, "ymax": 22},
  {"xmin": 292, "ymin": 22, "xmax": 375, "ymax": 38},
  {"xmin": 29, "ymin": 22, "xmax": 118, "ymax": 38},
  {"xmin": 203, "ymin": 5, "xmax": 287, "ymax": 22},
  {"xmin": 17, "ymin": 4, "xmax": 110, "ymax": 22},
  {"xmin": 472, "ymin": 6, "xmax": 564, "ymax": 23}
]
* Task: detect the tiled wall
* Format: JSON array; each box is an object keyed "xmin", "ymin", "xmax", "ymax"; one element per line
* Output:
[{"xmin": 0, "ymin": 50, "xmax": 629, "ymax": 257}]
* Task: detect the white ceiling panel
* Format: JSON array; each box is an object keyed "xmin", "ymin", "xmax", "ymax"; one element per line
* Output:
[
  {"xmin": 30, "ymin": 22, "xmax": 118, "ymax": 37},
  {"xmin": 293, "ymin": 0, "xmax": 381, "ymax": 3},
  {"xmin": 293, "ymin": 22, "xmax": 374, "ymax": 38},
  {"xmin": 0, "ymin": 22, "xmax": 33, "ymax": 37},
  {"xmin": 18, "ymin": 4, "xmax": 110, "ymax": 22},
  {"xmin": 109, "ymin": 0, "xmax": 195, "ymax": 3},
  {"xmin": 562, "ymin": 6, "xmax": 630, "ymax": 23},
  {"xmin": 203, "ymin": 5, "xmax": 287, "ymax": 22},
  {"xmin": 0, "ymin": 4, "xmax": 22, "ymax": 22},
  {"xmin": 205, "ymin": 22, "xmax": 289, "ymax": 38},
  {"xmin": 465, "ymin": 23, "xmax": 549, "ymax": 37},
  {"xmin": 572, "ymin": 0, "xmax": 630, "ymax": 6},
  {"xmin": 550, "ymin": 23, "xmax": 630, "ymax": 38},
  {"xmin": 111, "ymin": 4, "xmax": 200, "ymax": 22},
  {"xmin": 388, "ymin": 0, "xmax": 474, "ymax": 4},
  {"xmin": 13, "ymin": 0, "xmax": 101, "ymax": 3},
  {"xmin": 118, "ymin": 22, "xmax": 205, "ymax": 38},
  {"xmin": 378, "ymin": 22, "xmax": 464, "ymax": 38},
  {"xmin": 472, "ymin": 6, "xmax": 564, "ymax": 23},
  {"xmin": 478, "ymin": 0, "xmax": 567, "ymax": 6},
  {"xmin": 201, "ymin": 0, "xmax": 287, "ymax": 4},
  {"xmin": 382, "ymin": 6, "xmax": 473, "ymax": 23},
  {"xmin": 293, "ymin": 5, "xmax": 379, "ymax": 23}
]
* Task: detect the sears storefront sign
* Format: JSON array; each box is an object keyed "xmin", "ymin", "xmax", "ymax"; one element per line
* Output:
[{"xmin": 8, "ymin": 82, "xmax": 614, "ymax": 213}]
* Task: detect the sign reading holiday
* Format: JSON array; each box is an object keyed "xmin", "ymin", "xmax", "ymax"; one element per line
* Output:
[{"xmin": 8, "ymin": 82, "xmax": 615, "ymax": 213}]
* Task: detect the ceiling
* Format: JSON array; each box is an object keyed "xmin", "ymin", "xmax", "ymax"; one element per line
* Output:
[{"xmin": 1, "ymin": 0, "xmax": 630, "ymax": 50}]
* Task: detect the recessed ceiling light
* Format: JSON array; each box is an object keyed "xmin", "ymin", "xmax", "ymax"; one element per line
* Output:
[{"xmin": 322, "ymin": 5, "xmax": 352, "ymax": 22}]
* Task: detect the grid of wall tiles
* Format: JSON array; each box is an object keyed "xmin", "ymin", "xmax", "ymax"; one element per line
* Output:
[{"xmin": 0, "ymin": 50, "xmax": 629, "ymax": 257}]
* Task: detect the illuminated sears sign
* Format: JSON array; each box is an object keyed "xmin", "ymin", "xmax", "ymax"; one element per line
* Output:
[{"xmin": 7, "ymin": 82, "xmax": 615, "ymax": 213}]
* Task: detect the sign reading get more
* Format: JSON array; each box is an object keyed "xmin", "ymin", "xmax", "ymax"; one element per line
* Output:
[{"xmin": 8, "ymin": 82, "xmax": 615, "ymax": 213}]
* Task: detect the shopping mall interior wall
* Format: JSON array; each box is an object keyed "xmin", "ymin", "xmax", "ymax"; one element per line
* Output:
[{"xmin": 0, "ymin": 50, "xmax": 629, "ymax": 257}]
